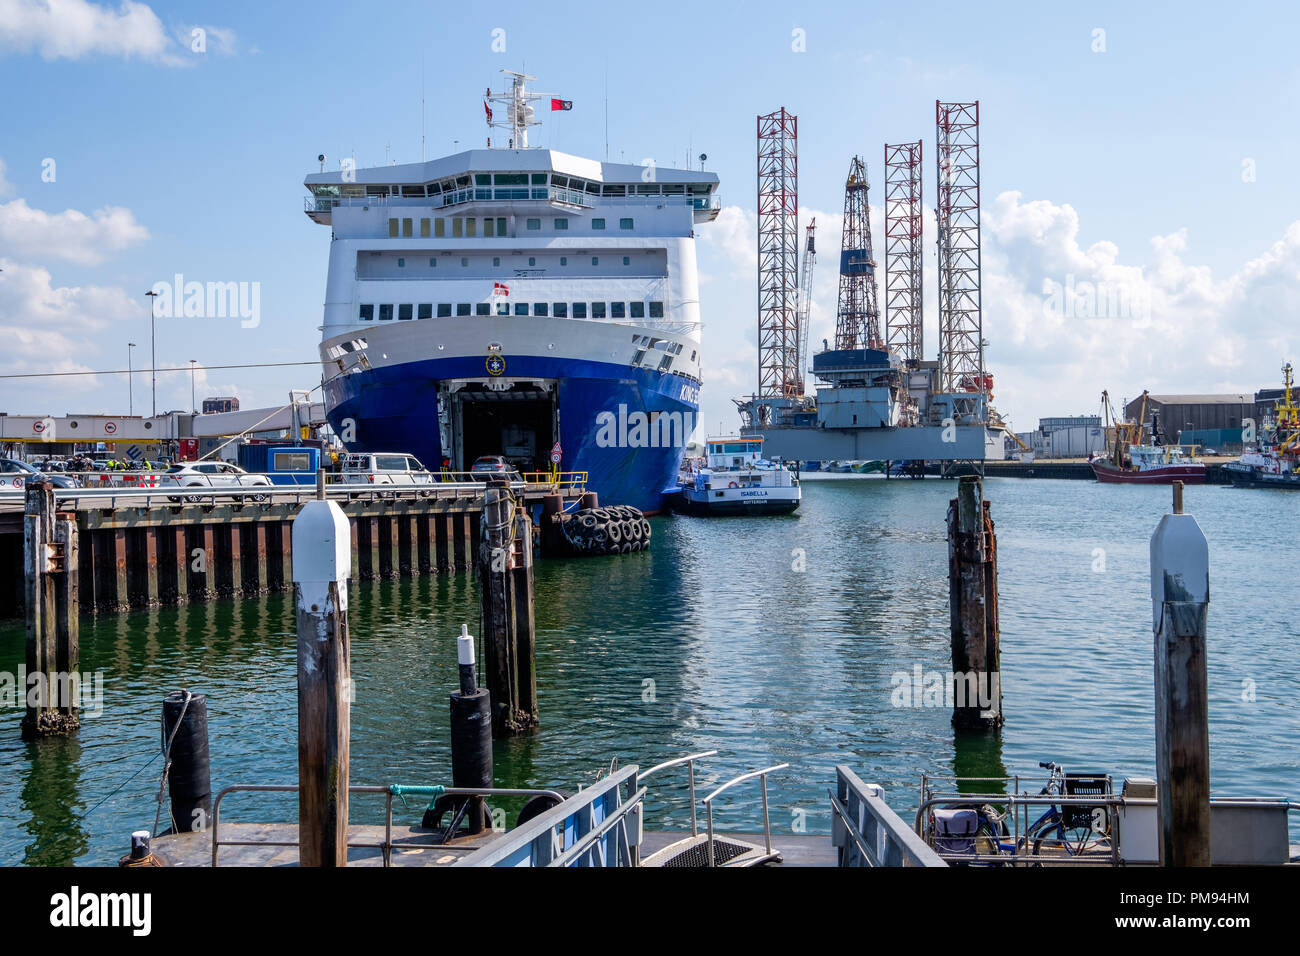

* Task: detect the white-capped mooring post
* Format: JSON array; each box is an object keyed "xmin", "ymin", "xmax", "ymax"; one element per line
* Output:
[
  {"xmin": 1150, "ymin": 480, "xmax": 1211, "ymax": 866},
  {"xmin": 293, "ymin": 497, "xmax": 352, "ymax": 867}
]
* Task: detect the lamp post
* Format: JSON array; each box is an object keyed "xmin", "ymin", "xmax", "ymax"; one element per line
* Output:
[
  {"xmin": 145, "ymin": 290, "xmax": 160, "ymax": 418},
  {"xmin": 189, "ymin": 360, "xmax": 197, "ymax": 414},
  {"xmin": 128, "ymin": 343, "xmax": 136, "ymax": 416}
]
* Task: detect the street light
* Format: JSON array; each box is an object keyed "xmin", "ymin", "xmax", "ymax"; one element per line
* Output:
[
  {"xmin": 144, "ymin": 290, "xmax": 160, "ymax": 418},
  {"xmin": 127, "ymin": 343, "xmax": 136, "ymax": 416},
  {"xmin": 189, "ymin": 359, "xmax": 197, "ymax": 414}
]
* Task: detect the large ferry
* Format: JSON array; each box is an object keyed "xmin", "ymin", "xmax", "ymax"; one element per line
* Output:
[{"xmin": 303, "ymin": 72, "xmax": 718, "ymax": 513}]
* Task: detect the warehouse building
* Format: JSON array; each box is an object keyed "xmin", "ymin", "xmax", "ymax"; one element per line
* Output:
[{"xmin": 1125, "ymin": 393, "xmax": 1254, "ymax": 451}]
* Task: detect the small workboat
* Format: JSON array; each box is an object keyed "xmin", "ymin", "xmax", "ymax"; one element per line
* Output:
[
  {"xmin": 1225, "ymin": 362, "xmax": 1299, "ymax": 490},
  {"xmin": 674, "ymin": 436, "xmax": 800, "ymax": 516}
]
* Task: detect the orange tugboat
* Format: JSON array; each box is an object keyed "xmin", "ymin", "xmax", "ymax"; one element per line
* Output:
[{"xmin": 1090, "ymin": 390, "xmax": 1207, "ymax": 484}]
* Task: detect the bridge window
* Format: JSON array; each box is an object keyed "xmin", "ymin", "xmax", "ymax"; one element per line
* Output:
[
  {"xmin": 358, "ymin": 304, "xmax": 374, "ymax": 321},
  {"xmin": 591, "ymin": 302, "xmax": 607, "ymax": 319},
  {"xmin": 494, "ymin": 173, "xmax": 528, "ymax": 185},
  {"xmin": 534, "ymin": 303, "xmax": 548, "ymax": 317},
  {"xmin": 476, "ymin": 303, "xmax": 491, "ymax": 316},
  {"xmin": 610, "ymin": 302, "xmax": 625, "ymax": 319},
  {"xmin": 649, "ymin": 301, "xmax": 664, "ymax": 318},
  {"xmin": 417, "ymin": 304, "xmax": 432, "ymax": 320},
  {"xmin": 457, "ymin": 303, "xmax": 471, "ymax": 316},
  {"xmin": 437, "ymin": 304, "xmax": 452, "ymax": 318},
  {"xmin": 592, "ymin": 218, "xmax": 605, "ymax": 230},
  {"xmin": 553, "ymin": 302, "xmax": 568, "ymax": 318},
  {"xmin": 514, "ymin": 303, "xmax": 528, "ymax": 316},
  {"xmin": 620, "ymin": 218, "xmax": 634, "ymax": 230},
  {"xmin": 572, "ymin": 302, "xmax": 587, "ymax": 319},
  {"xmin": 378, "ymin": 304, "xmax": 393, "ymax": 321},
  {"xmin": 398, "ymin": 304, "xmax": 413, "ymax": 320},
  {"xmin": 630, "ymin": 302, "xmax": 645, "ymax": 319}
]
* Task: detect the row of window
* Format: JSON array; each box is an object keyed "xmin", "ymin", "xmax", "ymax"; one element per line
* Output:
[
  {"xmin": 358, "ymin": 301, "xmax": 666, "ymax": 321},
  {"xmin": 393, "ymin": 255, "xmax": 634, "ymax": 268},
  {"xmin": 387, "ymin": 216, "xmax": 634, "ymax": 238}
]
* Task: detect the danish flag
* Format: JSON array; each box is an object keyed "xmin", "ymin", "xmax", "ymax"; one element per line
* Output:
[{"xmin": 493, "ymin": 282, "xmax": 510, "ymax": 296}]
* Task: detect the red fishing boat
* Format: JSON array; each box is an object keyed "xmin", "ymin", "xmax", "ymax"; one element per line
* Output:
[{"xmin": 1090, "ymin": 390, "xmax": 1207, "ymax": 484}]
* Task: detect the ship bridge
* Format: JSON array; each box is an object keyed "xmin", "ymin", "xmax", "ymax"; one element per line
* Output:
[{"xmin": 304, "ymin": 150, "xmax": 720, "ymax": 227}]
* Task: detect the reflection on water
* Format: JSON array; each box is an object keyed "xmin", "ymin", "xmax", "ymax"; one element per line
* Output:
[{"xmin": 0, "ymin": 477, "xmax": 1296, "ymax": 864}]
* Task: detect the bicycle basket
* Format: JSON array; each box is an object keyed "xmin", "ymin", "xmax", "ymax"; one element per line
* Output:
[{"xmin": 1062, "ymin": 774, "xmax": 1111, "ymax": 829}]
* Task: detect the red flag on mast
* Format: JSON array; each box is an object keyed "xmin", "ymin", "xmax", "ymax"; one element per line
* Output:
[
  {"xmin": 484, "ymin": 101, "xmax": 493, "ymax": 123},
  {"xmin": 550, "ymin": 98, "xmax": 572, "ymax": 111}
]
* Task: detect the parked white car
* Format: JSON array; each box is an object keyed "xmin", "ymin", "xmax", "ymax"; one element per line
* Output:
[
  {"xmin": 160, "ymin": 462, "xmax": 273, "ymax": 499},
  {"xmin": 339, "ymin": 453, "xmax": 435, "ymax": 488}
]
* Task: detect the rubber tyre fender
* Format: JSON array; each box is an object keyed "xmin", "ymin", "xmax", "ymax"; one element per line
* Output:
[{"xmin": 605, "ymin": 521, "xmax": 623, "ymax": 544}]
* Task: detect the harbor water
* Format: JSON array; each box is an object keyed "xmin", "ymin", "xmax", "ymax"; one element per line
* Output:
[{"xmin": 2, "ymin": 477, "xmax": 1297, "ymax": 865}]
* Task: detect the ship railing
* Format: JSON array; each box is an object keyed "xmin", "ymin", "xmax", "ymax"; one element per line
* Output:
[
  {"xmin": 306, "ymin": 191, "xmax": 719, "ymax": 214},
  {"xmin": 831, "ymin": 766, "xmax": 947, "ymax": 867},
  {"xmin": 209, "ymin": 782, "xmax": 566, "ymax": 866}
]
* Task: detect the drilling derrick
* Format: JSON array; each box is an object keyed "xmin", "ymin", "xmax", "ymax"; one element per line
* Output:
[
  {"xmin": 756, "ymin": 108, "xmax": 800, "ymax": 398},
  {"xmin": 935, "ymin": 101, "xmax": 985, "ymax": 422},
  {"xmin": 795, "ymin": 218, "xmax": 817, "ymax": 395},
  {"xmin": 833, "ymin": 157, "xmax": 882, "ymax": 351},
  {"xmin": 884, "ymin": 141, "xmax": 923, "ymax": 365}
]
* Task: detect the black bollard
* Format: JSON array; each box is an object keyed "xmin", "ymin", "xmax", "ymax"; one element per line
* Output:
[
  {"xmin": 161, "ymin": 691, "xmax": 212, "ymax": 833},
  {"xmin": 444, "ymin": 625, "xmax": 492, "ymax": 834}
]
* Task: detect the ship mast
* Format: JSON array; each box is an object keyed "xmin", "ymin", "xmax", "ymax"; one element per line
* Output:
[{"xmin": 485, "ymin": 70, "xmax": 559, "ymax": 149}]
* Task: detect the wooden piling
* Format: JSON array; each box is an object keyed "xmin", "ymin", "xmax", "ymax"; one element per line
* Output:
[
  {"xmin": 512, "ymin": 504, "xmax": 539, "ymax": 722},
  {"xmin": 22, "ymin": 482, "xmax": 80, "ymax": 739},
  {"xmin": 1150, "ymin": 481, "xmax": 1211, "ymax": 866},
  {"xmin": 478, "ymin": 482, "xmax": 539, "ymax": 737},
  {"xmin": 293, "ymin": 498, "xmax": 352, "ymax": 867},
  {"xmin": 946, "ymin": 476, "xmax": 1002, "ymax": 731}
]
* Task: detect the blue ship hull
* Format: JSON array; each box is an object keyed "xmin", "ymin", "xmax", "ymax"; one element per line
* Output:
[{"xmin": 324, "ymin": 352, "xmax": 697, "ymax": 514}]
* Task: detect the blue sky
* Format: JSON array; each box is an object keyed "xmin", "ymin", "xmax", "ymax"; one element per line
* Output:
[{"xmin": 2, "ymin": 0, "xmax": 1298, "ymax": 435}]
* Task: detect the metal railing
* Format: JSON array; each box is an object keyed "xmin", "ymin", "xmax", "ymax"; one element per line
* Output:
[
  {"xmin": 306, "ymin": 190, "xmax": 719, "ymax": 215},
  {"xmin": 830, "ymin": 766, "xmax": 947, "ymax": 867},
  {"xmin": 0, "ymin": 470, "xmax": 587, "ymax": 509},
  {"xmin": 701, "ymin": 763, "xmax": 788, "ymax": 867},
  {"xmin": 453, "ymin": 766, "xmax": 643, "ymax": 867},
  {"xmin": 209, "ymin": 782, "xmax": 565, "ymax": 866},
  {"xmin": 628, "ymin": 750, "xmax": 716, "ymax": 865}
]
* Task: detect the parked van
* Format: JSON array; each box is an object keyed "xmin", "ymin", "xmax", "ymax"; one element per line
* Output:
[{"xmin": 339, "ymin": 452, "xmax": 435, "ymax": 487}]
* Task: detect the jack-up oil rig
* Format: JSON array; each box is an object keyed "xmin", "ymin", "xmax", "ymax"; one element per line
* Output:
[{"xmin": 735, "ymin": 103, "xmax": 1010, "ymax": 466}]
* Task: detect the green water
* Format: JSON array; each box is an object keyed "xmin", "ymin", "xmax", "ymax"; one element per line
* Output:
[{"xmin": 1, "ymin": 477, "xmax": 1297, "ymax": 865}]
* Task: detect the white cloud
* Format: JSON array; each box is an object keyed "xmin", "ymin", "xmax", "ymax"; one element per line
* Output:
[
  {"xmin": 0, "ymin": 1, "xmax": 235, "ymax": 64},
  {"xmin": 0, "ymin": 257, "xmax": 140, "ymax": 330},
  {"xmin": 0, "ymin": 159, "xmax": 12, "ymax": 197},
  {"xmin": 695, "ymin": 192, "xmax": 1300, "ymax": 435},
  {"xmin": 0, "ymin": 198, "xmax": 149, "ymax": 265}
]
